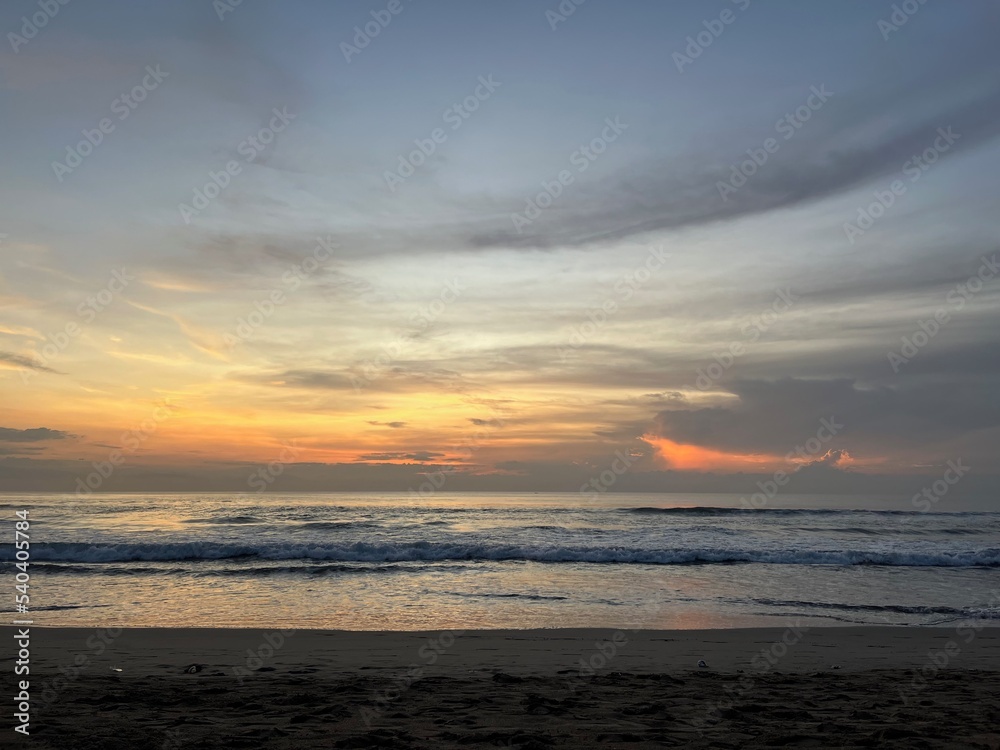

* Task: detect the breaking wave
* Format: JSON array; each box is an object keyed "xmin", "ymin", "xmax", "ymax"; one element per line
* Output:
[{"xmin": 5, "ymin": 542, "xmax": 999, "ymax": 567}]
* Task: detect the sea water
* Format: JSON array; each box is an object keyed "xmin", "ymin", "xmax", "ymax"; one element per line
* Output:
[{"xmin": 2, "ymin": 492, "xmax": 998, "ymax": 629}]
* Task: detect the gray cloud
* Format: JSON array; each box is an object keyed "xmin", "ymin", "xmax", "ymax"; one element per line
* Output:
[
  {"xmin": 231, "ymin": 369, "xmax": 354, "ymax": 391},
  {"xmin": 653, "ymin": 377, "xmax": 1000, "ymax": 466},
  {"xmin": 468, "ymin": 417, "xmax": 505, "ymax": 427},
  {"xmin": 356, "ymin": 451, "xmax": 446, "ymax": 463},
  {"xmin": 470, "ymin": 81, "xmax": 1000, "ymax": 249},
  {"xmin": 0, "ymin": 351, "xmax": 60, "ymax": 374},
  {"xmin": 3, "ymin": 454, "xmax": 998, "ymax": 500},
  {"xmin": 0, "ymin": 427, "xmax": 76, "ymax": 442}
]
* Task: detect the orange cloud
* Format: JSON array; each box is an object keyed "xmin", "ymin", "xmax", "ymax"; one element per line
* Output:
[{"xmin": 643, "ymin": 435, "xmax": 785, "ymax": 472}]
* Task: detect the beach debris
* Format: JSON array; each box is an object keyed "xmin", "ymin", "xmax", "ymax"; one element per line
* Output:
[
  {"xmin": 184, "ymin": 664, "xmax": 204, "ymax": 674},
  {"xmin": 697, "ymin": 660, "xmax": 709, "ymax": 669}
]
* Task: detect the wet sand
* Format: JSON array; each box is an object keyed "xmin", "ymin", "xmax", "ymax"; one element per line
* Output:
[{"xmin": 9, "ymin": 626, "xmax": 1000, "ymax": 748}]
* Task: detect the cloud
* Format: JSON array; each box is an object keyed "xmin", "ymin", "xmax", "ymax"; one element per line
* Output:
[
  {"xmin": 0, "ymin": 427, "xmax": 76, "ymax": 442},
  {"xmin": 807, "ymin": 449, "xmax": 852, "ymax": 468},
  {"xmin": 653, "ymin": 377, "xmax": 1000, "ymax": 467},
  {"xmin": 468, "ymin": 417, "xmax": 504, "ymax": 427},
  {"xmin": 356, "ymin": 451, "xmax": 445, "ymax": 462},
  {"xmin": 232, "ymin": 369, "xmax": 354, "ymax": 390},
  {"xmin": 0, "ymin": 351, "xmax": 60, "ymax": 374},
  {"xmin": 0, "ymin": 324, "xmax": 40, "ymax": 339},
  {"xmin": 470, "ymin": 80, "xmax": 1000, "ymax": 249},
  {"xmin": 1, "ymin": 452, "xmax": 997, "ymax": 495},
  {"xmin": 367, "ymin": 421, "xmax": 408, "ymax": 429}
]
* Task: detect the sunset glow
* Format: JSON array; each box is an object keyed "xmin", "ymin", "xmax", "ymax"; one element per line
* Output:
[
  {"xmin": 1, "ymin": 1, "xmax": 998, "ymax": 497},
  {"xmin": 644, "ymin": 436, "xmax": 785, "ymax": 473}
]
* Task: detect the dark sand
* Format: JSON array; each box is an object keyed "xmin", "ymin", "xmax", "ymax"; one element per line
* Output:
[{"xmin": 8, "ymin": 626, "xmax": 1000, "ymax": 748}]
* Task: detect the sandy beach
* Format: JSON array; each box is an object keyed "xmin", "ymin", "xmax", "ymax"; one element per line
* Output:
[{"xmin": 10, "ymin": 626, "xmax": 1000, "ymax": 748}]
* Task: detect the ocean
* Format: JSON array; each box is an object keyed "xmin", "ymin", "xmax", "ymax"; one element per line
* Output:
[{"xmin": 4, "ymin": 493, "xmax": 999, "ymax": 629}]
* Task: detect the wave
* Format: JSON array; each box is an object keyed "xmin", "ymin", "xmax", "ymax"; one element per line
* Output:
[
  {"xmin": 446, "ymin": 591, "xmax": 569, "ymax": 601},
  {"xmin": 751, "ymin": 598, "xmax": 1000, "ymax": 618},
  {"xmin": 791, "ymin": 525, "xmax": 992, "ymax": 535},
  {"xmin": 14, "ymin": 563, "xmax": 191, "ymax": 576},
  {"xmin": 291, "ymin": 521, "xmax": 380, "ymax": 531},
  {"xmin": 195, "ymin": 563, "xmax": 442, "ymax": 577},
  {"xmin": 623, "ymin": 506, "xmax": 998, "ymax": 517},
  {"xmin": 5, "ymin": 542, "xmax": 999, "ymax": 567},
  {"xmin": 182, "ymin": 515, "xmax": 263, "ymax": 525},
  {"xmin": 8, "ymin": 561, "xmax": 459, "ymax": 577}
]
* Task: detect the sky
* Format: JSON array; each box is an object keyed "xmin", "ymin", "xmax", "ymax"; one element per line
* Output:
[{"xmin": 1, "ymin": 0, "xmax": 999, "ymax": 496}]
